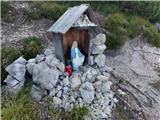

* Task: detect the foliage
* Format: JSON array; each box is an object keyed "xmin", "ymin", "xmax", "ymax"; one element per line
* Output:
[
  {"xmin": 67, "ymin": 106, "xmax": 90, "ymax": 120},
  {"xmin": 127, "ymin": 16, "xmax": 151, "ymax": 38},
  {"xmin": 119, "ymin": 1, "xmax": 160, "ymax": 23},
  {"xmin": 143, "ymin": 25, "xmax": 160, "ymax": 48},
  {"xmin": 1, "ymin": 47, "xmax": 21, "ymax": 81},
  {"xmin": 22, "ymin": 36, "xmax": 43, "ymax": 60},
  {"xmin": 1, "ymin": 82, "xmax": 62, "ymax": 120},
  {"xmin": 29, "ymin": 1, "xmax": 68, "ymax": 20},
  {"xmin": 105, "ymin": 13, "xmax": 129, "ymax": 50},
  {"xmin": 1, "ymin": 1, "xmax": 16, "ymax": 23}
]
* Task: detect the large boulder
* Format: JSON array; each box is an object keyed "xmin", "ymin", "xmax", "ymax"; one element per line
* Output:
[
  {"xmin": 79, "ymin": 82, "xmax": 95, "ymax": 104},
  {"xmin": 4, "ymin": 56, "xmax": 27, "ymax": 95},
  {"xmin": 32, "ymin": 62, "xmax": 59, "ymax": 90},
  {"xmin": 5, "ymin": 56, "xmax": 26, "ymax": 82}
]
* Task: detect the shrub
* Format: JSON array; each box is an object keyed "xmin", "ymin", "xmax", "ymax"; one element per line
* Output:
[
  {"xmin": 119, "ymin": 1, "xmax": 160, "ymax": 22},
  {"xmin": 128, "ymin": 16, "xmax": 151, "ymax": 38},
  {"xmin": 29, "ymin": 2, "xmax": 68, "ymax": 20},
  {"xmin": 68, "ymin": 106, "xmax": 90, "ymax": 120},
  {"xmin": 143, "ymin": 25, "xmax": 160, "ymax": 48},
  {"xmin": 22, "ymin": 37, "xmax": 43, "ymax": 60},
  {"xmin": 1, "ymin": 47, "xmax": 21, "ymax": 81},
  {"xmin": 105, "ymin": 13, "xmax": 129, "ymax": 50},
  {"xmin": 1, "ymin": 2, "xmax": 16, "ymax": 23}
]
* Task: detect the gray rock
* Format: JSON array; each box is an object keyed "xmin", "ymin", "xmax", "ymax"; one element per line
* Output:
[
  {"xmin": 6, "ymin": 57, "xmax": 26, "ymax": 82},
  {"xmin": 49, "ymin": 88, "xmax": 56, "ymax": 97},
  {"xmin": 91, "ymin": 33, "xmax": 106, "ymax": 45},
  {"xmin": 94, "ymin": 54, "xmax": 106, "ymax": 67},
  {"xmin": 63, "ymin": 77, "xmax": 69, "ymax": 86},
  {"xmin": 79, "ymin": 82, "xmax": 94, "ymax": 104},
  {"xmin": 99, "ymin": 65, "xmax": 113, "ymax": 73},
  {"xmin": 36, "ymin": 54, "xmax": 45, "ymax": 63},
  {"xmin": 56, "ymin": 90, "xmax": 62, "ymax": 98},
  {"xmin": 45, "ymin": 55, "xmax": 59, "ymax": 68},
  {"xmin": 44, "ymin": 48, "xmax": 54, "ymax": 56},
  {"xmin": 101, "ymin": 81, "xmax": 112, "ymax": 93},
  {"xmin": 64, "ymin": 102, "xmax": 71, "ymax": 111},
  {"xmin": 14, "ymin": 56, "xmax": 27, "ymax": 65},
  {"xmin": 91, "ymin": 44, "xmax": 106, "ymax": 55},
  {"xmin": 53, "ymin": 97, "xmax": 62, "ymax": 106},
  {"xmin": 28, "ymin": 58, "xmax": 36, "ymax": 63},
  {"xmin": 26, "ymin": 62, "xmax": 35, "ymax": 75},
  {"xmin": 31, "ymin": 85, "xmax": 43, "ymax": 102},
  {"xmin": 56, "ymin": 62, "xmax": 65, "ymax": 73},
  {"xmin": 5, "ymin": 81, "xmax": 24, "ymax": 95},
  {"xmin": 32, "ymin": 62, "xmax": 59, "ymax": 90},
  {"xmin": 89, "ymin": 56, "xmax": 94, "ymax": 65},
  {"xmin": 63, "ymin": 86, "xmax": 69, "ymax": 93},
  {"xmin": 70, "ymin": 75, "xmax": 81, "ymax": 90},
  {"xmin": 57, "ymin": 85, "xmax": 62, "ymax": 91},
  {"xmin": 4, "ymin": 75, "xmax": 19, "ymax": 87},
  {"xmin": 96, "ymin": 75, "xmax": 110, "ymax": 82},
  {"xmin": 93, "ymin": 81, "xmax": 102, "ymax": 92}
]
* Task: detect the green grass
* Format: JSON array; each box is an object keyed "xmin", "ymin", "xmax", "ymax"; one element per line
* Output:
[
  {"xmin": 1, "ymin": 1, "xmax": 16, "ymax": 23},
  {"xmin": 1, "ymin": 47, "xmax": 21, "ymax": 81},
  {"xmin": 67, "ymin": 106, "xmax": 90, "ymax": 120},
  {"xmin": 22, "ymin": 36, "xmax": 44, "ymax": 60},
  {"xmin": 1, "ymin": 81, "xmax": 90, "ymax": 120},
  {"xmin": 28, "ymin": 1, "xmax": 68, "ymax": 21},
  {"xmin": 144, "ymin": 25, "xmax": 160, "ymax": 48}
]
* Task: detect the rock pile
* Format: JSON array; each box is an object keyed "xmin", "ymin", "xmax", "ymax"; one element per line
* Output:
[{"xmin": 4, "ymin": 33, "xmax": 117, "ymax": 119}]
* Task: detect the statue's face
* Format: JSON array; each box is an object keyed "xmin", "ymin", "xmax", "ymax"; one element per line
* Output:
[{"xmin": 73, "ymin": 41, "xmax": 78, "ymax": 48}]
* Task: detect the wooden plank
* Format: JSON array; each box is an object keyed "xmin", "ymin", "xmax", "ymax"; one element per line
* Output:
[
  {"xmin": 48, "ymin": 4, "xmax": 89, "ymax": 34},
  {"xmin": 53, "ymin": 33, "xmax": 65, "ymax": 63},
  {"xmin": 86, "ymin": 6, "xmax": 102, "ymax": 34}
]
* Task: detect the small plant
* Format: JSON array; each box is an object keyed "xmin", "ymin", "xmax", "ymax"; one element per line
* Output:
[
  {"xmin": 105, "ymin": 13, "xmax": 129, "ymax": 50},
  {"xmin": 153, "ymin": 80, "xmax": 160, "ymax": 91},
  {"xmin": 1, "ymin": 2, "xmax": 16, "ymax": 23},
  {"xmin": 22, "ymin": 36, "xmax": 43, "ymax": 60},
  {"xmin": 67, "ymin": 106, "xmax": 90, "ymax": 120},
  {"xmin": 143, "ymin": 25, "xmax": 160, "ymax": 48},
  {"xmin": 1, "ymin": 47, "xmax": 21, "ymax": 81}
]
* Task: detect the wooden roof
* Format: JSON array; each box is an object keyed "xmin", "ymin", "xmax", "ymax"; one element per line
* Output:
[{"xmin": 47, "ymin": 4, "xmax": 100, "ymax": 34}]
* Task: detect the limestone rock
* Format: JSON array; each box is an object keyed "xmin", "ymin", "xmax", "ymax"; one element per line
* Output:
[
  {"xmin": 35, "ymin": 54, "xmax": 45, "ymax": 63},
  {"xmin": 70, "ymin": 75, "xmax": 81, "ymax": 90},
  {"xmin": 53, "ymin": 97, "xmax": 62, "ymax": 106},
  {"xmin": 31, "ymin": 85, "xmax": 43, "ymax": 102},
  {"xmin": 4, "ymin": 75, "xmax": 19, "ymax": 87},
  {"xmin": 94, "ymin": 54, "xmax": 106, "ymax": 67},
  {"xmin": 79, "ymin": 82, "xmax": 94, "ymax": 104},
  {"xmin": 5, "ymin": 57, "xmax": 26, "ymax": 81},
  {"xmin": 91, "ymin": 44, "xmax": 106, "ymax": 55},
  {"xmin": 32, "ymin": 62, "xmax": 59, "ymax": 90}
]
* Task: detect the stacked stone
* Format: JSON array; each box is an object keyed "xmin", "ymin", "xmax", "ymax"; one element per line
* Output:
[
  {"xmin": 90, "ymin": 33, "xmax": 107, "ymax": 67},
  {"xmin": 4, "ymin": 34, "xmax": 117, "ymax": 119},
  {"xmin": 4, "ymin": 57, "xmax": 27, "ymax": 95}
]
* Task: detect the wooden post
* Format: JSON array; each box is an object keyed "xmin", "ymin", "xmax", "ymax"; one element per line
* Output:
[{"xmin": 53, "ymin": 33, "xmax": 65, "ymax": 64}]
